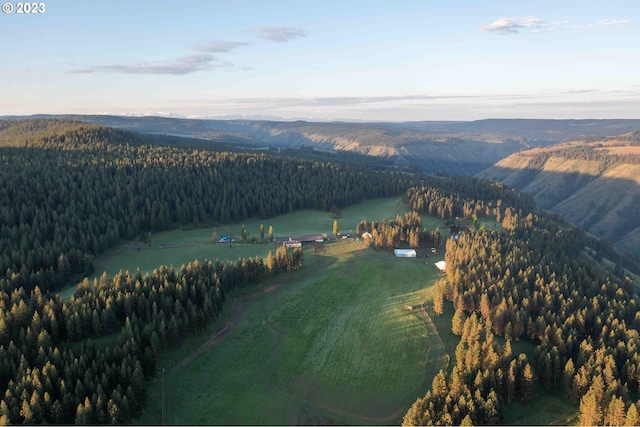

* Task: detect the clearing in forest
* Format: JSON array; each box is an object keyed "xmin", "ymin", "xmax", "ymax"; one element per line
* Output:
[{"xmin": 135, "ymin": 197, "xmax": 450, "ymax": 425}]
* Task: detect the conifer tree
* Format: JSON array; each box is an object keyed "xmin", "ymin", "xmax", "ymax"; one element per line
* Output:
[
  {"xmin": 624, "ymin": 403, "xmax": 640, "ymax": 426},
  {"xmin": 579, "ymin": 390, "xmax": 603, "ymax": 426},
  {"xmin": 452, "ymin": 309, "xmax": 465, "ymax": 335},
  {"xmin": 433, "ymin": 286, "xmax": 444, "ymax": 316}
]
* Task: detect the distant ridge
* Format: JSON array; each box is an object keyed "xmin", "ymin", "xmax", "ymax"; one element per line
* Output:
[
  {"xmin": 478, "ymin": 131, "xmax": 640, "ymax": 259},
  {"xmin": 4, "ymin": 114, "xmax": 640, "ymax": 175}
]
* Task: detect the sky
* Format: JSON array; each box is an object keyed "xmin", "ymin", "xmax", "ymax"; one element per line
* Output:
[{"xmin": 1, "ymin": 0, "xmax": 639, "ymax": 121}]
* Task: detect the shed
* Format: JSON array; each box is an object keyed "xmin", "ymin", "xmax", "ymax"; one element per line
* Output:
[
  {"xmin": 435, "ymin": 261, "xmax": 447, "ymax": 272},
  {"xmin": 394, "ymin": 249, "xmax": 417, "ymax": 258}
]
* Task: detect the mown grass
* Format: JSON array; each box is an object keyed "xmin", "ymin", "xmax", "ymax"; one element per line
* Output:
[{"xmin": 137, "ymin": 241, "xmax": 447, "ymax": 425}]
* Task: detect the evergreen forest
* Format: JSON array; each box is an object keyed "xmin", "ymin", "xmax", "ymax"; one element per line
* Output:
[
  {"xmin": 0, "ymin": 119, "xmax": 413, "ymax": 424},
  {"xmin": 0, "ymin": 119, "xmax": 639, "ymax": 425}
]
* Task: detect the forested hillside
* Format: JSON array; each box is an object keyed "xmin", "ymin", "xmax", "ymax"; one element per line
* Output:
[
  {"xmin": 13, "ymin": 115, "xmax": 640, "ymax": 176},
  {"xmin": 0, "ymin": 115, "xmax": 530, "ymax": 175},
  {"xmin": 2, "ymin": 118, "xmax": 639, "ymax": 425},
  {"xmin": 401, "ymin": 177, "xmax": 640, "ymax": 426},
  {"xmin": 0, "ymin": 119, "xmax": 416, "ymax": 424},
  {"xmin": 478, "ymin": 132, "xmax": 640, "ymax": 260}
]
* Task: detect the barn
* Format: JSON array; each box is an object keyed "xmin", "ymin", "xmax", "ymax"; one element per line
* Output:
[
  {"xmin": 394, "ymin": 249, "xmax": 417, "ymax": 258},
  {"xmin": 435, "ymin": 261, "xmax": 447, "ymax": 272}
]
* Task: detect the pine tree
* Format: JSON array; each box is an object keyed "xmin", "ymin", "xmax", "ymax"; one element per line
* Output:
[
  {"xmin": 520, "ymin": 363, "xmax": 535, "ymax": 404},
  {"xmin": 563, "ymin": 358, "xmax": 575, "ymax": 398},
  {"xmin": 460, "ymin": 414, "xmax": 473, "ymax": 426},
  {"xmin": 266, "ymin": 251, "xmax": 275, "ymax": 272},
  {"xmin": 605, "ymin": 395, "xmax": 626, "ymax": 426},
  {"xmin": 433, "ymin": 286, "xmax": 444, "ymax": 316},
  {"xmin": 624, "ymin": 403, "xmax": 640, "ymax": 426},
  {"xmin": 479, "ymin": 293, "xmax": 491, "ymax": 320},
  {"xmin": 452, "ymin": 309, "xmax": 465, "ymax": 335},
  {"xmin": 579, "ymin": 390, "xmax": 603, "ymax": 426}
]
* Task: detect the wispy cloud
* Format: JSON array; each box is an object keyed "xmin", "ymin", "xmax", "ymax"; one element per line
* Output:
[
  {"xmin": 72, "ymin": 53, "xmax": 225, "ymax": 75},
  {"xmin": 482, "ymin": 16, "xmax": 632, "ymax": 34},
  {"xmin": 595, "ymin": 19, "xmax": 631, "ymax": 27},
  {"xmin": 72, "ymin": 25, "xmax": 307, "ymax": 75},
  {"xmin": 194, "ymin": 41, "xmax": 249, "ymax": 53},
  {"xmin": 98, "ymin": 86, "xmax": 640, "ymax": 121},
  {"xmin": 481, "ymin": 16, "xmax": 545, "ymax": 34},
  {"xmin": 253, "ymin": 26, "xmax": 306, "ymax": 42},
  {"xmin": 72, "ymin": 40, "xmax": 248, "ymax": 75}
]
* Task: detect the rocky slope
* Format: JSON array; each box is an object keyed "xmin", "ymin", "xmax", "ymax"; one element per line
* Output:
[{"xmin": 478, "ymin": 133, "xmax": 640, "ymax": 259}]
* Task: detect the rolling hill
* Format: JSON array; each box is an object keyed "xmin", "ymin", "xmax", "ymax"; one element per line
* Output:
[
  {"xmin": 478, "ymin": 132, "xmax": 640, "ymax": 259},
  {"xmin": 6, "ymin": 115, "xmax": 640, "ymax": 176}
]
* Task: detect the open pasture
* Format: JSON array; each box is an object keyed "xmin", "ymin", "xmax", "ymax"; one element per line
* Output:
[
  {"xmin": 138, "ymin": 240, "xmax": 447, "ymax": 425},
  {"xmin": 91, "ymin": 196, "xmax": 407, "ymax": 279}
]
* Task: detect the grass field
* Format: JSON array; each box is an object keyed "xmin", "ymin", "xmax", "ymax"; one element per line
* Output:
[
  {"xmin": 74, "ymin": 194, "xmax": 575, "ymax": 425},
  {"xmin": 57, "ymin": 197, "xmax": 411, "ymax": 299},
  {"xmin": 137, "ymin": 241, "xmax": 447, "ymax": 425},
  {"xmin": 131, "ymin": 195, "xmax": 455, "ymax": 425},
  {"xmin": 58, "ymin": 196, "xmax": 496, "ymax": 300}
]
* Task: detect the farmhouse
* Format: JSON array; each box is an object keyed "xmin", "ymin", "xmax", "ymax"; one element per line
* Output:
[
  {"xmin": 394, "ymin": 249, "xmax": 417, "ymax": 258},
  {"xmin": 435, "ymin": 260, "xmax": 447, "ymax": 272},
  {"xmin": 284, "ymin": 238, "xmax": 302, "ymax": 248}
]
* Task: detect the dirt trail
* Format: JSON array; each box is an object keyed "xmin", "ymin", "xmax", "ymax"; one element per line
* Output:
[{"xmin": 169, "ymin": 280, "xmax": 292, "ymax": 374}]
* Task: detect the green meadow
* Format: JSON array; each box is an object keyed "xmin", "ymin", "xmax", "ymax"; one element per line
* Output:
[
  {"xmin": 129, "ymin": 197, "xmax": 451, "ymax": 424},
  {"xmin": 76, "ymin": 195, "xmax": 571, "ymax": 425},
  {"xmin": 96, "ymin": 196, "xmax": 410, "ymax": 277},
  {"xmin": 138, "ymin": 241, "xmax": 448, "ymax": 425}
]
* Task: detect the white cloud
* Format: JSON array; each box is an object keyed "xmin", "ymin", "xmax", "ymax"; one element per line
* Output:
[
  {"xmin": 72, "ymin": 53, "xmax": 224, "ymax": 75},
  {"xmin": 483, "ymin": 16, "xmax": 633, "ymax": 34},
  {"xmin": 72, "ymin": 39, "xmax": 251, "ymax": 75},
  {"xmin": 597, "ymin": 19, "xmax": 631, "ymax": 26},
  {"xmin": 481, "ymin": 16, "xmax": 545, "ymax": 34},
  {"xmin": 194, "ymin": 41, "xmax": 249, "ymax": 53},
  {"xmin": 253, "ymin": 26, "xmax": 307, "ymax": 42}
]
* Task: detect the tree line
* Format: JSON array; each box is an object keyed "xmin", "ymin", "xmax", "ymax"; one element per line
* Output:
[
  {"xmin": 0, "ymin": 248, "xmax": 301, "ymax": 424},
  {"xmin": 403, "ymin": 314, "xmax": 535, "ymax": 425},
  {"xmin": 0, "ymin": 119, "xmax": 416, "ymax": 424},
  {"xmin": 0, "ymin": 119, "xmax": 415, "ymax": 296},
  {"xmin": 402, "ymin": 177, "xmax": 640, "ymax": 425}
]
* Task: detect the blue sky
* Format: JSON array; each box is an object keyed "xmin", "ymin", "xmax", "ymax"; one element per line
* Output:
[{"xmin": 1, "ymin": 0, "xmax": 639, "ymax": 121}]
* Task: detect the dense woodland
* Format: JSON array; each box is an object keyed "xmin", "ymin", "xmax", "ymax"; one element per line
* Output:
[
  {"xmin": 2, "ymin": 119, "xmax": 639, "ymax": 425},
  {"xmin": 0, "ymin": 119, "xmax": 414, "ymax": 424},
  {"xmin": 402, "ymin": 178, "xmax": 640, "ymax": 426},
  {"xmin": 356, "ymin": 211, "xmax": 443, "ymax": 250},
  {"xmin": 0, "ymin": 119, "xmax": 412, "ymax": 295}
]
